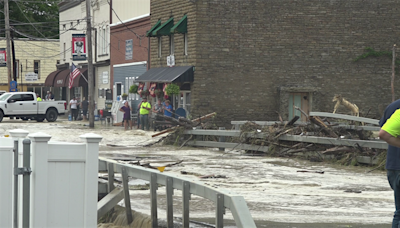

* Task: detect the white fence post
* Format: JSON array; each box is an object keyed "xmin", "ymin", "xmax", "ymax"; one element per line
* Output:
[
  {"xmin": 80, "ymin": 133, "xmax": 103, "ymax": 227},
  {"xmin": 9, "ymin": 129, "xmax": 29, "ymax": 228},
  {"xmin": 28, "ymin": 132, "xmax": 51, "ymax": 228},
  {"xmin": 0, "ymin": 137, "xmax": 14, "ymax": 228}
]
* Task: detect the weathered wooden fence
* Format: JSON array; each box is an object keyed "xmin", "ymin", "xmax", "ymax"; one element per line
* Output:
[{"xmin": 0, "ymin": 130, "xmax": 102, "ymax": 228}]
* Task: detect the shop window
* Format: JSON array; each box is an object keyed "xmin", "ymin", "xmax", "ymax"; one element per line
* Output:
[
  {"xmin": 158, "ymin": 37, "xmax": 162, "ymax": 57},
  {"xmin": 15, "ymin": 60, "xmax": 19, "ymax": 78},
  {"xmin": 169, "ymin": 34, "xmax": 174, "ymax": 55},
  {"xmin": 184, "ymin": 33, "xmax": 188, "ymax": 55},
  {"xmin": 34, "ymin": 60, "xmax": 40, "ymax": 79}
]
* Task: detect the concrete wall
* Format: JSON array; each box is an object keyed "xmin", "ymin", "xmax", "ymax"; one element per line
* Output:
[{"xmin": 149, "ymin": 0, "xmax": 400, "ymax": 126}]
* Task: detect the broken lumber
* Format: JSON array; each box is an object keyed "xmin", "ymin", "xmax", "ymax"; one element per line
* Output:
[
  {"xmin": 309, "ymin": 116, "xmax": 338, "ymax": 138},
  {"xmin": 294, "ymin": 105, "xmax": 309, "ymax": 120},
  {"xmin": 285, "ymin": 115, "xmax": 300, "ymax": 127},
  {"xmin": 151, "ymin": 127, "xmax": 177, "ymax": 137},
  {"xmin": 192, "ymin": 112, "xmax": 217, "ymax": 122}
]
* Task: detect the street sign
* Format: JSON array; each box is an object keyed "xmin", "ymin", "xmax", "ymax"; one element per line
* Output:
[
  {"xmin": 25, "ymin": 72, "xmax": 38, "ymax": 81},
  {"xmin": 9, "ymin": 81, "xmax": 17, "ymax": 92}
]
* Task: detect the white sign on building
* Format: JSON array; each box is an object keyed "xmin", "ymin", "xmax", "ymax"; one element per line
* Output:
[
  {"xmin": 167, "ymin": 55, "xmax": 175, "ymax": 67},
  {"xmin": 102, "ymin": 71, "xmax": 109, "ymax": 84},
  {"xmin": 25, "ymin": 72, "xmax": 38, "ymax": 81}
]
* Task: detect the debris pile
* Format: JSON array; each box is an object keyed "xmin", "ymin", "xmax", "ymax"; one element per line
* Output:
[{"xmin": 237, "ymin": 115, "xmax": 385, "ymax": 167}]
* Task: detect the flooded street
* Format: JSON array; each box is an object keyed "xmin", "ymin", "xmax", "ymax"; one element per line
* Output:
[{"xmin": 0, "ymin": 118, "xmax": 393, "ymax": 227}]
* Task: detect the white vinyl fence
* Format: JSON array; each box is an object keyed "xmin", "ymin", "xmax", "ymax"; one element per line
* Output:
[{"xmin": 0, "ymin": 130, "xmax": 102, "ymax": 228}]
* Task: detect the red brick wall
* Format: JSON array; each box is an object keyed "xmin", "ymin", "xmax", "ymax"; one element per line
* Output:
[{"xmin": 110, "ymin": 16, "xmax": 151, "ymax": 86}]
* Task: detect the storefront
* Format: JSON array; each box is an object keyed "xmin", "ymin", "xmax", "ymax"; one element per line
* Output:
[
  {"xmin": 45, "ymin": 67, "xmax": 88, "ymax": 102},
  {"xmin": 136, "ymin": 66, "xmax": 194, "ymax": 116}
]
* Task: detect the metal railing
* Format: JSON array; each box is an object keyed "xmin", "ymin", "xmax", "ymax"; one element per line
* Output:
[{"xmin": 98, "ymin": 157, "xmax": 256, "ymax": 228}]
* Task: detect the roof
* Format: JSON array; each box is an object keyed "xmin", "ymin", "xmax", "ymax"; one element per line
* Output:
[{"xmin": 136, "ymin": 66, "xmax": 194, "ymax": 83}]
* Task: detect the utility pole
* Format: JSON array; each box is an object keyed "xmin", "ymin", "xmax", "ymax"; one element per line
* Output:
[
  {"xmin": 86, "ymin": 0, "xmax": 95, "ymax": 128},
  {"xmin": 11, "ymin": 28, "xmax": 16, "ymax": 82},
  {"xmin": 4, "ymin": 0, "xmax": 12, "ymax": 91}
]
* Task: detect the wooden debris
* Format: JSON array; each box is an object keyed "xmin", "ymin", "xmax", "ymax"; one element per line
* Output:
[
  {"xmin": 321, "ymin": 146, "xmax": 352, "ymax": 154},
  {"xmin": 199, "ymin": 174, "xmax": 227, "ymax": 179},
  {"xmin": 152, "ymin": 126, "xmax": 177, "ymax": 137},
  {"xmin": 297, "ymin": 170, "xmax": 325, "ymax": 174},
  {"xmin": 285, "ymin": 115, "xmax": 300, "ymax": 127},
  {"xmin": 309, "ymin": 116, "xmax": 338, "ymax": 138},
  {"xmin": 294, "ymin": 105, "xmax": 309, "ymax": 120}
]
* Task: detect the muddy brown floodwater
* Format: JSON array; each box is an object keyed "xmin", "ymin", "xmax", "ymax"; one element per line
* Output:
[{"xmin": 0, "ymin": 118, "xmax": 393, "ymax": 227}]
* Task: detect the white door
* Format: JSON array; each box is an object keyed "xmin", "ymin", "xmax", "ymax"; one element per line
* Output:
[
  {"xmin": 22, "ymin": 94, "xmax": 37, "ymax": 115},
  {"xmin": 5, "ymin": 94, "xmax": 24, "ymax": 115}
]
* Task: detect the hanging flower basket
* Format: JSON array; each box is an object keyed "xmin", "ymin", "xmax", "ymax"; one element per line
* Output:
[
  {"xmin": 129, "ymin": 84, "xmax": 138, "ymax": 94},
  {"xmin": 141, "ymin": 90, "xmax": 149, "ymax": 98},
  {"xmin": 165, "ymin": 84, "xmax": 180, "ymax": 96},
  {"xmin": 121, "ymin": 93, "xmax": 128, "ymax": 100},
  {"xmin": 154, "ymin": 89, "xmax": 162, "ymax": 97}
]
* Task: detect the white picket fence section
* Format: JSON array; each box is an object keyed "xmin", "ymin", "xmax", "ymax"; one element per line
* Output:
[
  {"xmin": 0, "ymin": 130, "xmax": 102, "ymax": 228},
  {"xmin": 0, "ymin": 135, "xmax": 14, "ymax": 228}
]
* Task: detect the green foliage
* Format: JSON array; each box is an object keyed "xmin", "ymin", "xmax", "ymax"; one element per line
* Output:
[
  {"xmin": 121, "ymin": 93, "xmax": 128, "ymax": 97},
  {"xmin": 354, "ymin": 47, "xmax": 400, "ymax": 66},
  {"xmin": 165, "ymin": 84, "xmax": 180, "ymax": 95},
  {"xmin": 0, "ymin": 0, "xmax": 60, "ymax": 38},
  {"xmin": 129, "ymin": 84, "xmax": 138, "ymax": 94}
]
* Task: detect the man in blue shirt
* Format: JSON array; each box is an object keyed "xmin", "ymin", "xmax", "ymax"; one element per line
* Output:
[{"xmin": 379, "ymin": 99, "xmax": 400, "ymax": 228}]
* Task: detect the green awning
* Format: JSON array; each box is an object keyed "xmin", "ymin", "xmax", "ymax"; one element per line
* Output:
[
  {"xmin": 146, "ymin": 20, "xmax": 161, "ymax": 37},
  {"xmin": 152, "ymin": 17, "xmax": 174, "ymax": 37},
  {"xmin": 170, "ymin": 15, "xmax": 187, "ymax": 34}
]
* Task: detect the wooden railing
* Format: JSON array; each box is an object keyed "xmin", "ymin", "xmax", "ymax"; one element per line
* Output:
[{"xmin": 98, "ymin": 157, "xmax": 257, "ymax": 228}]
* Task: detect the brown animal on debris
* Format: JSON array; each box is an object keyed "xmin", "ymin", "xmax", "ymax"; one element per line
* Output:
[{"xmin": 332, "ymin": 94, "xmax": 359, "ymax": 117}]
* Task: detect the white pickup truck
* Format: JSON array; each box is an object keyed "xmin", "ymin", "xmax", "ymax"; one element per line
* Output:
[{"xmin": 0, "ymin": 92, "xmax": 67, "ymax": 122}]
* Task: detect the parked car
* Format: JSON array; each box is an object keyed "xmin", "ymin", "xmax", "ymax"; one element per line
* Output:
[{"xmin": 0, "ymin": 92, "xmax": 67, "ymax": 122}]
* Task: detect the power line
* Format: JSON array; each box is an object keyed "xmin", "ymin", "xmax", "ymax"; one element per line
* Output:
[
  {"xmin": 14, "ymin": 42, "xmax": 71, "ymax": 59},
  {"xmin": 97, "ymin": 27, "xmax": 147, "ymax": 62},
  {"xmin": 106, "ymin": 0, "xmax": 143, "ymax": 40},
  {"xmin": 14, "ymin": 0, "xmax": 50, "ymax": 40}
]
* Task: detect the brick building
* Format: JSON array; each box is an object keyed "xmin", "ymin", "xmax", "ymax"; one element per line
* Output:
[
  {"xmin": 141, "ymin": 0, "xmax": 400, "ymax": 126},
  {"xmin": 109, "ymin": 1, "xmax": 150, "ymax": 109}
]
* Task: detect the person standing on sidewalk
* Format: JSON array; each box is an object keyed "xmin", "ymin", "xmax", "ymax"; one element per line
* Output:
[
  {"xmin": 140, "ymin": 97, "xmax": 151, "ymax": 130},
  {"xmin": 119, "ymin": 101, "xmax": 132, "ymax": 130},
  {"xmin": 379, "ymin": 99, "xmax": 400, "ymax": 228},
  {"xmin": 81, "ymin": 97, "xmax": 89, "ymax": 121},
  {"xmin": 69, "ymin": 97, "xmax": 78, "ymax": 121}
]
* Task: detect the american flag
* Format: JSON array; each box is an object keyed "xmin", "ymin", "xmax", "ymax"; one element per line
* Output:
[{"xmin": 68, "ymin": 63, "xmax": 81, "ymax": 89}]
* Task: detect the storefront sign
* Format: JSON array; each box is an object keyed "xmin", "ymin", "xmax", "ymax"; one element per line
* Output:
[
  {"xmin": 56, "ymin": 79, "xmax": 64, "ymax": 85},
  {"xmin": 25, "ymin": 72, "xmax": 38, "ymax": 81},
  {"xmin": 125, "ymin": 39, "xmax": 133, "ymax": 60},
  {"xmin": 72, "ymin": 34, "xmax": 87, "ymax": 61},
  {"xmin": 0, "ymin": 48, "xmax": 6, "ymax": 67}
]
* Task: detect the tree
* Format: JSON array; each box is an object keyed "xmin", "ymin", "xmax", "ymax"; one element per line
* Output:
[{"xmin": 0, "ymin": 0, "xmax": 60, "ymax": 39}]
